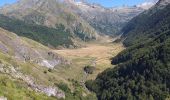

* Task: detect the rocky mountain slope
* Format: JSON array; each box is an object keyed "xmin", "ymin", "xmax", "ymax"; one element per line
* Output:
[
  {"xmin": 0, "ymin": 27, "xmax": 98, "ymax": 100},
  {"xmin": 0, "ymin": 0, "xmax": 99, "ymax": 42},
  {"xmin": 0, "ymin": 27, "xmax": 68, "ymax": 69},
  {"xmin": 86, "ymin": 0, "xmax": 170, "ymax": 100},
  {"xmin": 67, "ymin": 1, "xmax": 151, "ymax": 36},
  {"xmin": 0, "ymin": 0, "xmax": 152, "ymax": 39},
  {"xmin": 0, "ymin": 27, "xmax": 71, "ymax": 99}
]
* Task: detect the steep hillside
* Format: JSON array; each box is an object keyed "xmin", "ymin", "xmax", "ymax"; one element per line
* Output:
[
  {"xmin": 0, "ymin": 14, "xmax": 76, "ymax": 48},
  {"xmin": 0, "ymin": 27, "xmax": 99, "ymax": 100},
  {"xmin": 0, "ymin": 27, "xmax": 69, "ymax": 99},
  {"xmin": 0, "ymin": 27, "xmax": 67, "ymax": 69},
  {"xmin": 121, "ymin": 0, "xmax": 170, "ymax": 46},
  {"xmin": 86, "ymin": 1, "xmax": 170, "ymax": 100},
  {"xmin": 0, "ymin": 0, "xmax": 99, "ymax": 42}
]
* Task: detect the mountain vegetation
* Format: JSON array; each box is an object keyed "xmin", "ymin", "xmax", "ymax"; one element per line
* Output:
[
  {"xmin": 0, "ymin": 27, "xmax": 70, "ymax": 99},
  {"xmin": 121, "ymin": 1, "xmax": 170, "ymax": 47},
  {"xmin": 0, "ymin": 74, "xmax": 56, "ymax": 100},
  {"xmin": 0, "ymin": 0, "xmax": 99, "ymax": 44},
  {"xmin": 0, "ymin": 0, "xmax": 146, "ymax": 39},
  {"xmin": 68, "ymin": 1, "xmax": 145, "ymax": 36},
  {"xmin": 86, "ymin": 1, "xmax": 170, "ymax": 100},
  {"xmin": 0, "ymin": 14, "xmax": 74, "ymax": 48},
  {"xmin": 0, "ymin": 0, "xmax": 165, "ymax": 100},
  {"xmin": 0, "ymin": 26, "xmax": 98, "ymax": 100}
]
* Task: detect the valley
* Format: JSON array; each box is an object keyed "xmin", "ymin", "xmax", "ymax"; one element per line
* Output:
[
  {"xmin": 0, "ymin": 26, "xmax": 124, "ymax": 100},
  {"xmin": 52, "ymin": 40, "xmax": 124, "ymax": 100},
  {"xmin": 1, "ymin": 0, "xmax": 170, "ymax": 100},
  {"xmin": 54, "ymin": 41, "xmax": 124, "ymax": 81}
]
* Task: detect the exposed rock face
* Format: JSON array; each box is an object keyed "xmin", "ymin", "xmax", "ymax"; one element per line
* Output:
[
  {"xmin": 66, "ymin": 2, "xmax": 144, "ymax": 35},
  {"xmin": 0, "ymin": 96, "xmax": 7, "ymax": 100},
  {"xmin": 0, "ymin": 28, "xmax": 68, "ymax": 69},
  {"xmin": 0, "ymin": 63, "xmax": 65, "ymax": 99},
  {"xmin": 64, "ymin": 1, "xmax": 154, "ymax": 35},
  {"xmin": 0, "ymin": 27, "xmax": 68, "ymax": 99}
]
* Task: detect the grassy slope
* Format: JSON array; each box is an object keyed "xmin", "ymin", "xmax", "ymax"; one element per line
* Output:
[
  {"xmin": 0, "ymin": 52, "xmax": 56, "ymax": 100},
  {"xmin": 0, "ymin": 27, "xmax": 98, "ymax": 100}
]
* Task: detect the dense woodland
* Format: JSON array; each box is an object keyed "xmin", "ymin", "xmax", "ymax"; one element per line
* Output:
[
  {"xmin": 86, "ymin": 4, "xmax": 170, "ymax": 100},
  {"xmin": 122, "ymin": 4, "xmax": 170, "ymax": 47},
  {"xmin": 0, "ymin": 14, "xmax": 74, "ymax": 48}
]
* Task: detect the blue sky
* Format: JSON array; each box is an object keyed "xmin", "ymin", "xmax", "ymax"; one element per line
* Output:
[
  {"xmin": 0, "ymin": 0, "xmax": 156, "ymax": 7},
  {"xmin": 87, "ymin": 0, "xmax": 154, "ymax": 7},
  {"xmin": 0, "ymin": 0, "xmax": 17, "ymax": 6}
]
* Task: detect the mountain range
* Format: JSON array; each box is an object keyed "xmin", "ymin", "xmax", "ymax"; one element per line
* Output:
[{"xmin": 0, "ymin": 0, "xmax": 152, "ymax": 48}]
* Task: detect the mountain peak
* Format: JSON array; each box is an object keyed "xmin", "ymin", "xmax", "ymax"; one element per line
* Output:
[
  {"xmin": 136, "ymin": 2, "xmax": 155, "ymax": 9},
  {"xmin": 156, "ymin": 0, "xmax": 170, "ymax": 6}
]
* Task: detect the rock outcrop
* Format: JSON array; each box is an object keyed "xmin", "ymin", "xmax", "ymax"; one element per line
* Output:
[{"xmin": 0, "ymin": 28, "xmax": 69, "ymax": 69}]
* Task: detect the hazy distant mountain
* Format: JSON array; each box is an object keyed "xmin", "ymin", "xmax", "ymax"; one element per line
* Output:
[{"xmin": 65, "ymin": 1, "xmax": 151, "ymax": 36}]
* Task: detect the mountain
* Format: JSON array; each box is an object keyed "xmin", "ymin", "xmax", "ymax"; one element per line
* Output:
[
  {"xmin": 0, "ymin": 0, "xmax": 149, "ymax": 39},
  {"xmin": 0, "ymin": 0, "xmax": 99, "ymax": 44},
  {"xmin": 65, "ymin": 1, "xmax": 149, "ymax": 36},
  {"xmin": 157, "ymin": 0, "xmax": 170, "ymax": 7},
  {"xmin": 0, "ymin": 0, "xmax": 151, "ymax": 99},
  {"xmin": 86, "ymin": 1, "xmax": 170, "ymax": 100},
  {"xmin": 0, "ymin": 14, "xmax": 79, "ymax": 48}
]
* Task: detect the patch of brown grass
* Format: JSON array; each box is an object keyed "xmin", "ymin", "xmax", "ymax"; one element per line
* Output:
[{"xmin": 54, "ymin": 43, "xmax": 125, "ymax": 80}]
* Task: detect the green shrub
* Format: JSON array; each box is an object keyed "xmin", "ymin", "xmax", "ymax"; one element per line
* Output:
[
  {"xmin": 56, "ymin": 82, "xmax": 71, "ymax": 93},
  {"xmin": 84, "ymin": 66, "xmax": 95, "ymax": 74}
]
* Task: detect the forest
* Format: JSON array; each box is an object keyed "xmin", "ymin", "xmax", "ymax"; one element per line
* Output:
[
  {"xmin": 86, "ymin": 4, "xmax": 170, "ymax": 100},
  {"xmin": 0, "ymin": 14, "xmax": 73, "ymax": 48}
]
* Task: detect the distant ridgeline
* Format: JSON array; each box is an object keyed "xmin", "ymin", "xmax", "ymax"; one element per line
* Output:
[{"xmin": 86, "ymin": 2, "xmax": 170, "ymax": 100}]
